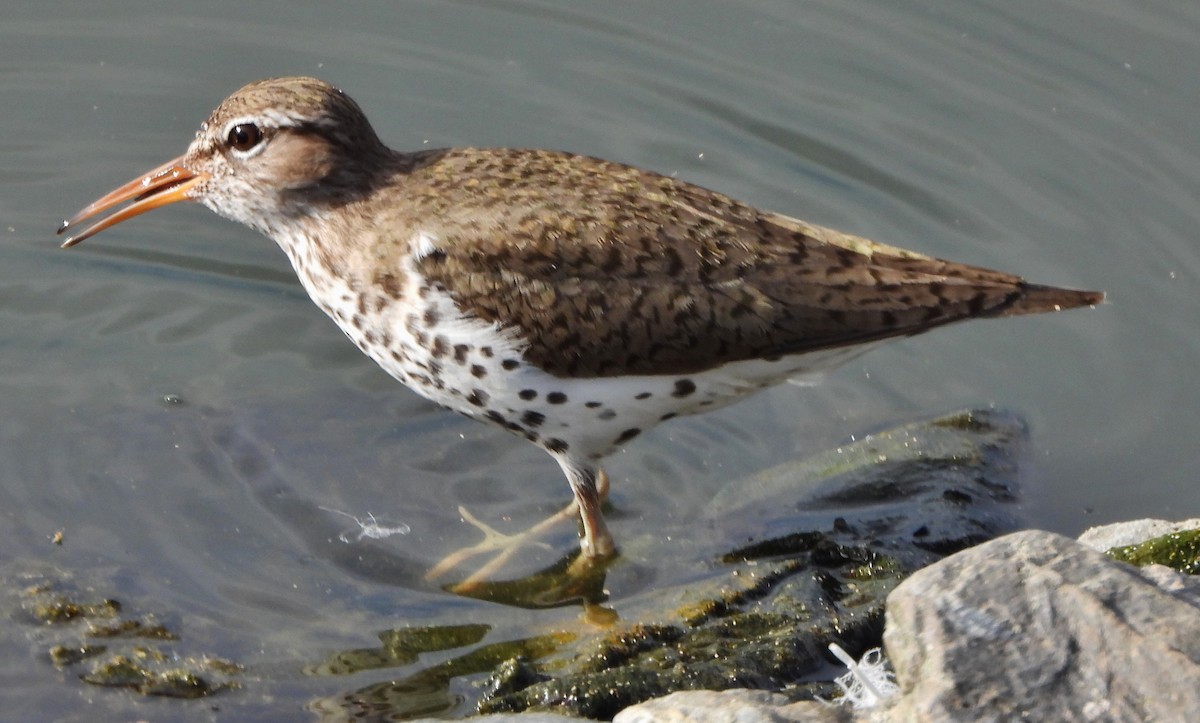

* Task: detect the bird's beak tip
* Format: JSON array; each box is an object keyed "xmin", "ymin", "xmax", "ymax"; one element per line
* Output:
[{"xmin": 57, "ymin": 155, "xmax": 201, "ymax": 248}]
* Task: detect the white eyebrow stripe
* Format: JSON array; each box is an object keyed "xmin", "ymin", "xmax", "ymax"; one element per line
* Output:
[{"xmin": 222, "ymin": 109, "xmax": 336, "ymax": 135}]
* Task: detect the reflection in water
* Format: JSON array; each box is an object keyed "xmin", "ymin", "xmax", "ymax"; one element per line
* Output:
[
  {"xmin": 307, "ymin": 624, "xmax": 572, "ymax": 721},
  {"xmin": 442, "ymin": 548, "xmax": 614, "ymax": 610}
]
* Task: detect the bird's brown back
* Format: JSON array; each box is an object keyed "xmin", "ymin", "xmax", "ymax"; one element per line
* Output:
[{"xmin": 363, "ymin": 147, "xmax": 1101, "ymax": 378}]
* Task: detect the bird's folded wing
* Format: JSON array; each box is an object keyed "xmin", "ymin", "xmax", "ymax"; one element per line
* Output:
[{"xmin": 408, "ymin": 150, "xmax": 1085, "ymax": 378}]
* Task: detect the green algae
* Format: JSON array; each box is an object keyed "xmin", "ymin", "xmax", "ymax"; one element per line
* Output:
[
  {"xmin": 309, "ymin": 629, "xmax": 576, "ymax": 720},
  {"xmin": 16, "ymin": 573, "xmax": 241, "ymax": 699},
  {"xmin": 1108, "ymin": 528, "xmax": 1200, "ymax": 574},
  {"xmin": 86, "ymin": 617, "xmax": 179, "ymax": 640},
  {"xmin": 49, "ymin": 643, "xmax": 107, "ymax": 667},
  {"xmin": 80, "ymin": 653, "xmax": 233, "ymax": 699},
  {"xmin": 31, "ymin": 594, "xmax": 120, "ymax": 624}
]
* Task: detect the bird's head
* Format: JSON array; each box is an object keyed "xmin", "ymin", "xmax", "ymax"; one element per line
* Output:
[{"xmin": 59, "ymin": 76, "xmax": 391, "ymax": 246}]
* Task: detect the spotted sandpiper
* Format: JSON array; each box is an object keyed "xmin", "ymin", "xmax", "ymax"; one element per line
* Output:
[{"xmin": 59, "ymin": 77, "xmax": 1103, "ymax": 569}]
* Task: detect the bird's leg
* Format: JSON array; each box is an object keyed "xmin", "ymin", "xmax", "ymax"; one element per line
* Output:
[
  {"xmin": 563, "ymin": 463, "xmax": 615, "ymax": 559},
  {"xmin": 425, "ymin": 466, "xmax": 614, "ymax": 586}
]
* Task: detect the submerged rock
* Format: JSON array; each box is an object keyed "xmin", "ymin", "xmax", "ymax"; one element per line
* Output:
[
  {"xmin": 7, "ymin": 567, "xmax": 242, "ymax": 699},
  {"xmin": 468, "ymin": 409, "xmax": 1027, "ymax": 719}
]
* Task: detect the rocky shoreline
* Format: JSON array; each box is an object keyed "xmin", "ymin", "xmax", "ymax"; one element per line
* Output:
[{"xmin": 436, "ymin": 519, "xmax": 1200, "ymax": 722}]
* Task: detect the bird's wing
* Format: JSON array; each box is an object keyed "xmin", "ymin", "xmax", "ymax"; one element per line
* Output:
[{"xmin": 406, "ymin": 149, "xmax": 1078, "ymax": 378}]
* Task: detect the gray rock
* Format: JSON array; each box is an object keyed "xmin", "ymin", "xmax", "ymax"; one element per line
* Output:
[
  {"xmin": 612, "ymin": 689, "xmax": 849, "ymax": 723},
  {"xmin": 1078, "ymin": 518, "xmax": 1200, "ymax": 551},
  {"xmin": 881, "ymin": 529, "xmax": 1200, "ymax": 721}
]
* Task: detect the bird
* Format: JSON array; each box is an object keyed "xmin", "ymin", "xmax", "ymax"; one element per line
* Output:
[{"xmin": 58, "ymin": 76, "xmax": 1103, "ymax": 573}]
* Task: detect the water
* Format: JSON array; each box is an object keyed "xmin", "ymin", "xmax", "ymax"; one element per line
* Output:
[{"xmin": 2, "ymin": 0, "xmax": 1197, "ymax": 719}]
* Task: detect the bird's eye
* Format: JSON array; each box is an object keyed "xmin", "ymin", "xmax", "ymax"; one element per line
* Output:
[{"xmin": 227, "ymin": 124, "xmax": 263, "ymax": 152}]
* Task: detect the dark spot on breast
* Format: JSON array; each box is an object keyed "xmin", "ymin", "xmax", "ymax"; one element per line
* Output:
[
  {"xmin": 660, "ymin": 412, "xmax": 677, "ymax": 421},
  {"xmin": 545, "ymin": 438, "xmax": 569, "ymax": 453},
  {"xmin": 672, "ymin": 379, "xmax": 697, "ymax": 398},
  {"xmin": 635, "ymin": 392, "xmax": 652, "ymax": 400},
  {"xmin": 485, "ymin": 410, "xmax": 506, "ymax": 425},
  {"xmin": 377, "ymin": 273, "xmax": 403, "ymax": 299},
  {"xmin": 614, "ymin": 428, "xmax": 641, "ymax": 444},
  {"xmin": 431, "ymin": 335, "xmax": 449, "ymax": 359},
  {"xmin": 518, "ymin": 389, "xmax": 537, "ymax": 400},
  {"xmin": 466, "ymin": 390, "xmax": 488, "ymax": 407},
  {"xmin": 480, "ymin": 346, "xmax": 494, "ymax": 357},
  {"xmin": 471, "ymin": 364, "xmax": 487, "ymax": 378},
  {"xmin": 585, "ymin": 401, "xmax": 602, "ymax": 408},
  {"xmin": 351, "ymin": 314, "xmax": 364, "ymax": 330},
  {"xmin": 547, "ymin": 392, "xmax": 568, "ymax": 405},
  {"xmin": 423, "ymin": 307, "xmax": 440, "ymax": 326},
  {"xmin": 598, "ymin": 409, "xmax": 616, "ymax": 420},
  {"xmin": 521, "ymin": 410, "xmax": 545, "ymax": 427},
  {"xmin": 453, "ymin": 344, "xmax": 470, "ymax": 364},
  {"xmin": 501, "ymin": 359, "xmax": 520, "ymax": 370}
]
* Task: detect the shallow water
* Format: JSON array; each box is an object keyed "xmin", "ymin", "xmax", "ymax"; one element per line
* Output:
[{"xmin": 2, "ymin": 0, "xmax": 1196, "ymax": 719}]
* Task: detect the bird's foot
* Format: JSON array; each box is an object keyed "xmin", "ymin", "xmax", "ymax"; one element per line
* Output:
[
  {"xmin": 426, "ymin": 469, "xmax": 615, "ymax": 593},
  {"xmin": 425, "ymin": 503, "xmax": 577, "ymax": 592}
]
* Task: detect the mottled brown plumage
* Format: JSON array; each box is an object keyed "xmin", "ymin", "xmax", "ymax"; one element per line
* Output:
[
  {"xmin": 393, "ymin": 146, "xmax": 1095, "ymax": 377},
  {"xmin": 58, "ymin": 77, "xmax": 1103, "ymax": 570}
]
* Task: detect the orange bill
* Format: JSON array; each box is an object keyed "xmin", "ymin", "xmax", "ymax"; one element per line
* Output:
[{"xmin": 57, "ymin": 156, "xmax": 208, "ymax": 248}]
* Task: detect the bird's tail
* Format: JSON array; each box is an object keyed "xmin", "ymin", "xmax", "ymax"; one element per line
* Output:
[{"xmin": 997, "ymin": 283, "xmax": 1105, "ymax": 318}]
